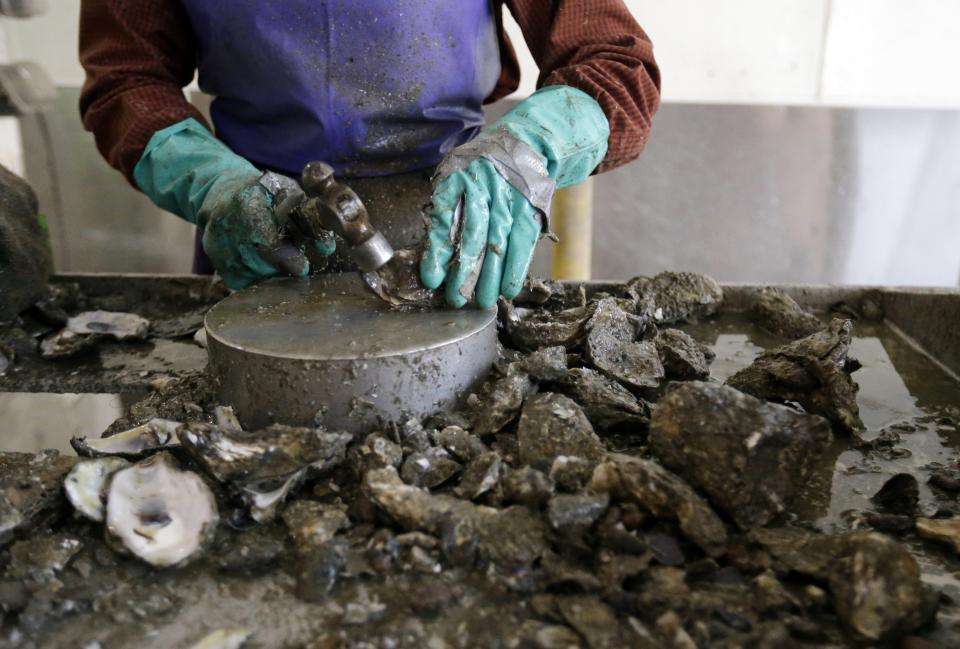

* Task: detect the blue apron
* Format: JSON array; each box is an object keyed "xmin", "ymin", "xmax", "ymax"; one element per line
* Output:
[{"xmin": 179, "ymin": 0, "xmax": 501, "ymax": 179}]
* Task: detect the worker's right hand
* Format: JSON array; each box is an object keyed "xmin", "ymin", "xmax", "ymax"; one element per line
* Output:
[
  {"xmin": 133, "ymin": 118, "xmax": 335, "ymax": 290},
  {"xmin": 197, "ymin": 173, "xmax": 308, "ymax": 290}
]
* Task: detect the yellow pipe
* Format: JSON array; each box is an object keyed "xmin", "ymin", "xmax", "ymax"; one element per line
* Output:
[{"xmin": 550, "ymin": 177, "xmax": 593, "ymax": 280}]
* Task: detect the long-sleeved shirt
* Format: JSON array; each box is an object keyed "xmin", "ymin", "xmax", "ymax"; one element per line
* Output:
[{"xmin": 79, "ymin": 0, "xmax": 660, "ymax": 185}]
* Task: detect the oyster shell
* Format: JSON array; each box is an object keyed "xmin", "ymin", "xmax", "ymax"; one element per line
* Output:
[
  {"xmin": 470, "ymin": 364, "xmax": 535, "ymax": 436},
  {"xmin": 9, "ymin": 534, "xmax": 82, "ymax": 581},
  {"xmin": 64, "ymin": 457, "xmax": 131, "ymax": 522},
  {"xmin": 553, "ymin": 368, "xmax": 650, "ymax": 430},
  {"xmin": 213, "ymin": 405, "xmax": 243, "ymax": 432},
  {"xmin": 0, "ymin": 495, "xmax": 22, "ymax": 547},
  {"xmin": 916, "ymin": 517, "xmax": 960, "ymax": 555},
  {"xmin": 727, "ymin": 318, "xmax": 864, "ymax": 433},
  {"xmin": 362, "ymin": 248, "xmax": 442, "ymax": 308},
  {"xmin": 363, "ymin": 466, "xmax": 473, "ymax": 534},
  {"xmin": 400, "ymin": 447, "xmax": 461, "ymax": 488},
  {"xmin": 590, "ymin": 453, "xmax": 728, "ymax": 557},
  {"xmin": 105, "ymin": 452, "xmax": 219, "ymax": 567},
  {"xmin": 180, "ymin": 424, "xmax": 350, "ymax": 484},
  {"xmin": 282, "ymin": 500, "xmax": 349, "ymax": 552},
  {"xmin": 188, "ymin": 628, "xmax": 251, "ymax": 649},
  {"xmin": 500, "ymin": 302, "xmax": 593, "ymax": 351},
  {"xmin": 431, "ymin": 426, "xmax": 488, "ymax": 463},
  {"xmin": 751, "ymin": 287, "xmax": 824, "ymax": 340},
  {"xmin": 179, "ymin": 423, "xmax": 351, "ymax": 521},
  {"xmin": 649, "ymin": 382, "xmax": 832, "ymax": 529},
  {"xmin": 66, "ymin": 310, "xmax": 150, "ymax": 340},
  {"xmin": 628, "ymin": 271, "xmax": 724, "ymax": 324},
  {"xmin": 516, "ymin": 393, "xmax": 605, "ymax": 475},
  {"xmin": 71, "ymin": 418, "xmax": 183, "ymax": 458},
  {"xmin": 39, "ymin": 329, "xmax": 102, "ymax": 359},
  {"xmin": 39, "ymin": 310, "xmax": 151, "ymax": 358},
  {"xmin": 502, "ymin": 467, "xmax": 554, "ymax": 507},
  {"xmin": 584, "ymin": 298, "xmax": 664, "ymax": 391},
  {"xmin": 0, "ymin": 450, "xmax": 78, "ymax": 546},
  {"xmin": 349, "ymin": 433, "xmax": 404, "ymax": 473},
  {"xmin": 549, "ymin": 455, "xmax": 596, "ymax": 492},
  {"xmin": 517, "ymin": 346, "xmax": 568, "ymax": 382},
  {"xmin": 547, "ymin": 492, "xmax": 610, "ymax": 534},
  {"xmin": 455, "ymin": 451, "xmax": 503, "ymax": 500},
  {"xmin": 513, "ymin": 277, "xmax": 587, "ymax": 310},
  {"xmin": 655, "ymin": 328, "xmax": 712, "ymax": 380}
]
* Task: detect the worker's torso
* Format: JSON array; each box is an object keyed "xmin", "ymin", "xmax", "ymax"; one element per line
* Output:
[{"xmin": 180, "ymin": 0, "xmax": 501, "ymax": 178}]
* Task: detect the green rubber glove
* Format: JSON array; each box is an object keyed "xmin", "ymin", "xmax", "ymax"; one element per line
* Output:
[
  {"xmin": 420, "ymin": 85, "xmax": 610, "ymax": 308},
  {"xmin": 133, "ymin": 118, "xmax": 335, "ymax": 290}
]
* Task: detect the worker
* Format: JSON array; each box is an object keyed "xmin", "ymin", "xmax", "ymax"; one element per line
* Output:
[{"xmin": 79, "ymin": 1, "xmax": 659, "ymax": 308}]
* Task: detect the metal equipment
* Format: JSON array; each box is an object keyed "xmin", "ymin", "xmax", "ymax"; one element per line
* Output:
[
  {"xmin": 204, "ymin": 272, "xmax": 497, "ymax": 432},
  {"xmin": 259, "ymin": 162, "xmax": 394, "ymax": 274}
]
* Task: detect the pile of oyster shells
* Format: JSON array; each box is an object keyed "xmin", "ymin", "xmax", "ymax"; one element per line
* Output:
[
  {"xmin": 64, "ymin": 408, "xmax": 352, "ymax": 567},
  {"xmin": 3, "ymin": 273, "xmax": 958, "ymax": 648}
]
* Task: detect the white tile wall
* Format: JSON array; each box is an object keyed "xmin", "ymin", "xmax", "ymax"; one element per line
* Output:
[
  {"xmin": 503, "ymin": 0, "xmax": 960, "ymax": 109},
  {"xmin": 0, "ymin": 1, "xmax": 958, "ymax": 107},
  {"xmin": 0, "ymin": 118, "xmax": 23, "ymax": 175},
  {"xmin": 0, "ymin": 19, "xmax": 22, "ymax": 174},
  {"xmin": 821, "ymin": 0, "xmax": 960, "ymax": 108},
  {"xmin": 504, "ymin": 0, "xmax": 831, "ymax": 104},
  {"xmin": 626, "ymin": 0, "xmax": 829, "ymax": 104},
  {"xmin": 2, "ymin": 0, "xmax": 82, "ymax": 86},
  {"xmin": 0, "ymin": 0, "xmax": 958, "ymax": 108}
]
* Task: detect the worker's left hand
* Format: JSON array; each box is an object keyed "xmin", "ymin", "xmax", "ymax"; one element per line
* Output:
[
  {"xmin": 421, "ymin": 159, "xmax": 542, "ymax": 308},
  {"xmin": 420, "ymin": 85, "xmax": 611, "ymax": 308}
]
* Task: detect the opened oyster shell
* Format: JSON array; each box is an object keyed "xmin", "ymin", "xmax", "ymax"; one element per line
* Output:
[
  {"xmin": 105, "ymin": 452, "xmax": 218, "ymax": 567},
  {"xmin": 362, "ymin": 247, "xmax": 441, "ymax": 308},
  {"xmin": 67, "ymin": 310, "xmax": 150, "ymax": 340},
  {"xmin": 71, "ymin": 418, "xmax": 182, "ymax": 458},
  {"xmin": 180, "ymin": 423, "xmax": 352, "ymax": 521},
  {"xmin": 64, "ymin": 457, "xmax": 131, "ymax": 522}
]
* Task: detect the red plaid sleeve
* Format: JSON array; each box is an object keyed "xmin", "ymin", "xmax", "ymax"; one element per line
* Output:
[
  {"xmin": 497, "ymin": 0, "xmax": 661, "ymax": 172},
  {"xmin": 78, "ymin": 1, "xmax": 207, "ymax": 185}
]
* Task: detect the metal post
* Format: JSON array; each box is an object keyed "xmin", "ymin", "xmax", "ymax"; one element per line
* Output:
[{"xmin": 550, "ymin": 177, "xmax": 593, "ymax": 280}]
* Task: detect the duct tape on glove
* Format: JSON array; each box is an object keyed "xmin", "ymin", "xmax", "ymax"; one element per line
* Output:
[{"xmin": 433, "ymin": 128, "xmax": 556, "ymax": 238}]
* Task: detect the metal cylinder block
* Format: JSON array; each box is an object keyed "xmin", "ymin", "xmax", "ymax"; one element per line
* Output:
[{"xmin": 205, "ymin": 274, "xmax": 497, "ymax": 432}]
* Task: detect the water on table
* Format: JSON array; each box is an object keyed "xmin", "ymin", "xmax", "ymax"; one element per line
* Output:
[{"xmin": 683, "ymin": 312, "xmax": 960, "ymax": 629}]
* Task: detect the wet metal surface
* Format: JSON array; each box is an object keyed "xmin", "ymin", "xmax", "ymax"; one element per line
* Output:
[{"xmin": 205, "ymin": 273, "xmax": 497, "ymax": 431}]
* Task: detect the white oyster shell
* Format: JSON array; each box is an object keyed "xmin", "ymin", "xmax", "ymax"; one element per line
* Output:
[
  {"xmin": 106, "ymin": 453, "xmax": 218, "ymax": 567},
  {"xmin": 64, "ymin": 457, "xmax": 131, "ymax": 522}
]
